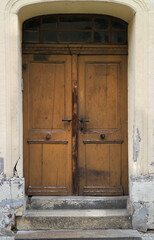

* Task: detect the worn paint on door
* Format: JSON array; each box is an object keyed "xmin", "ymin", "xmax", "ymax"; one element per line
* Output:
[
  {"xmin": 23, "ymin": 54, "xmax": 128, "ymax": 196},
  {"xmin": 23, "ymin": 55, "xmax": 72, "ymax": 195},
  {"xmin": 78, "ymin": 55, "xmax": 128, "ymax": 195}
]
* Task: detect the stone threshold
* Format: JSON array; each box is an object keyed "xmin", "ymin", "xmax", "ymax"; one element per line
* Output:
[{"xmin": 26, "ymin": 196, "xmax": 128, "ymax": 210}]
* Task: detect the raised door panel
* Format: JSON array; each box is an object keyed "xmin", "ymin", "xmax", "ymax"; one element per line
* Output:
[
  {"xmin": 29, "ymin": 63, "xmax": 65, "ymax": 130},
  {"xmin": 85, "ymin": 63, "xmax": 120, "ymax": 130},
  {"xmin": 78, "ymin": 55, "xmax": 128, "ymax": 196},
  {"xmin": 23, "ymin": 55, "xmax": 72, "ymax": 195}
]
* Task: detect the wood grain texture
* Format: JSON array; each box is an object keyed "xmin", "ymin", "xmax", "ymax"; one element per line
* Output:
[
  {"xmin": 23, "ymin": 52, "xmax": 128, "ymax": 196},
  {"xmin": 78, "ymin": 55, "xmax": 128, "ymax": 196},
  {"xmin": 23, "ymin": 55, "xmax": 72, "ymax": 195},
  {"xmin": 27, "ymin": 140, "xmax": 68, "ymax": 144}
]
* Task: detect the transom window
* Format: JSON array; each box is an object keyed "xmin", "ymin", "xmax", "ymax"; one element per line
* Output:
[{"xmin": 23, "ymin": 14, "xmax": 128, "ymax": 44}]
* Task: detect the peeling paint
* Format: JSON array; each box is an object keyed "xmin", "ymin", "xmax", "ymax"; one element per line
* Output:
[
  {"xmin": 133, "ymin": 128, "xmax": 141, "ymax": 162},
  {"xmin": 0, "ymin": 199, "xmax": 23, "ymax": 209},
  {"xmin": 130, "ymin": 175, "xmax": 154, "ymax": 231},
  {"xmin": 132, "ymin": 202, "xmax": 148, "ymax": 232},
  {"xmin": 130, "ymin": 174, "xmax": 154, "ymax": 182},
  {"xmin": 0, "ymin": 178, "xmax": 24, "ymax": 231},
  {"xmin": 0, "ymin": 228, "xmax": 14, "ymax": 238}
]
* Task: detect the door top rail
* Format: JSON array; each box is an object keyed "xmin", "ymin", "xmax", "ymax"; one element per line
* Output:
[{"xmin": 22, "ymin": 44, "xmax": 128, "ymax": 55}]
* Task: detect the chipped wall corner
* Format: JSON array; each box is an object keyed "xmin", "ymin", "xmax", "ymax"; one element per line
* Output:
[
  {"xmin": 0, "ymin": 178, "xmax": 25, "ymax": 232},
  {"xmin": 129, "ymin": 174, "xmax": 154, "ymax": 232}
]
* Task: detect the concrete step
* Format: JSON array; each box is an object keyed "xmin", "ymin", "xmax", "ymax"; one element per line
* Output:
[
  {"xmin": 15, "ymin": 230, "xmax": 141, "ymax": 240},
  {"xmin": 16, "ymin": 209, "xmax": 132, "ymax": 231},
  {"xmin": 26, "ymin": 196, "xmax": 127, "ymax": 210}
]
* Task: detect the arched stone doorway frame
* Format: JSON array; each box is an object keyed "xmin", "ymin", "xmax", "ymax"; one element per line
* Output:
[{"xmin": 0, "ymin": 0, "xmax": 154, "ymax": 212}]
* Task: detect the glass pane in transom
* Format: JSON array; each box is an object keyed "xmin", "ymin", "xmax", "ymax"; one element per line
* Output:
[
  {"xmin": 23, "ymin": 18, "xmax": 40, "ymax": 30},
  {"xmin": 94, "ymin": 32, "xmax": 109, "ymax": 43},
  {"xmin": 42, "ymin": 16, "xmax": 57, "ymax": 29},
  {"xmin": 111, "ymin": 31, "xmax": 127, "ymax": 43},
  {"xmin": 94, "ymin": 17, "xmax": 109, "ymax": 30},
  {"xmin": 59, "ymin": 16, "xmax": 92, "ymax": 30},
  {"xmin": 23, "ymin": 30, "xmax": 40, "ymax": 43},
  {"xmin": 111, "ymin": 20, "xmax": 127, "ymax": 30},
  {"xmin": 59, "ymin": 31, "xmax": 91, "ymax": 43},
  {"xmin": 42, "ymin": 31, "xmax": 57, "ymax": 43}
]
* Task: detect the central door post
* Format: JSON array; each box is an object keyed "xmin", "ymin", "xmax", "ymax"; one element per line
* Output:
[{"xmin": 72, "ymin": 55, "xmax": 78, "ymax": 195}]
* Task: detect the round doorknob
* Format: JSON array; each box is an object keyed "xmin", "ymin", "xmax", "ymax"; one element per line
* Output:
[
  {"xmin": 46, "ymin": 133, "xmax": 51, "ymax": 140},
  {"xmin": 100, "ymin": 133, "xmax": 105, "ymax": 140}
]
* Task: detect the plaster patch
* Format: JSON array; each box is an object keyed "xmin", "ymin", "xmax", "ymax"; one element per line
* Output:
[
  {"xmin": 140, "ymin": 233, "xmax": 154, "ymax": 240},
  {"xmin": 0, "ymin": 178, "xmax": 24, "ymax": 203},
  {"xmin": 146, "ymin": 203, "xmax": 154, "ymax": 229},
  {"xmin": 0, "ymin": 199, "xmax": 23, "ymax": 209},
  {"xmin": 0, "ymin": 158, "xmax": 4, "ymax": 174},
  {"xmin": 132, "ymin": 202, "xmax": 154, "ymax": 232},
  {"xmin": 132, "ymin": 203, "xmax": 148, "ymax": 232},
  {"xmin": 0, "ymin": 228, "xmax": 14, "ymax": 237},
  {"xmin": 133, "ymin": 128, "xmax": 141, "ymax": 162},
  {"xmin": 130, "ymin": 176, "xmax": 154, "ymax": 231},
  {"xmin": 131, "ymin": 180, "xmax": 154, "ymax": 202}
]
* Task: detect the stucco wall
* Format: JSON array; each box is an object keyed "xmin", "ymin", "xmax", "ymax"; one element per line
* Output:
[{"xmin": 0, "ymin": 0, "xmax": 154, "ymax": 233}]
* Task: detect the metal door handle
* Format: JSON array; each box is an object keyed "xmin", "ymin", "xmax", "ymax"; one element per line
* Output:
[
  {"xmin": 62, "ymin": 119, "xmax": 72, "ymax": 122},
  {"xmin": 79, "ymin": 118, "xmax": 89, "ymax": 123}
]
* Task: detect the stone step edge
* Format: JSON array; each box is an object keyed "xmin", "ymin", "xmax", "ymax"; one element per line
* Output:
[
  {"xmin": 22, "ymin": 209, "xmax": 130, "ymax": 217},
  {"xmin": 15, "ymin": 229, "xmax": 141, "ymax": 240}
]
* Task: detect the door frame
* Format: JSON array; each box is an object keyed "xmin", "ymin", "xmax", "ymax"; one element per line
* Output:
[{"xmin": 23, "ymin": 43, "xmax": 128, "ymax": 196}]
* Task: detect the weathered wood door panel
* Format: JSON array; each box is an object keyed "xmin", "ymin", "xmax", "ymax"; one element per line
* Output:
[
  {"xmin": 23, "ymin": 55, "xmax": 72, "ymax": 195},
  {"xmin": 23, "ymin": 53, "xmax": 128, "ymax": 196},
  {"xmin": 78, "ymin": 55, "xmax": 128, "ymax": 196}
]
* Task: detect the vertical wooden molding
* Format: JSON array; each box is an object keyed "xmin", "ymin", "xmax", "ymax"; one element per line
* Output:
[{"xmin": 72, "ymin": 55, "xmax": 78, "ymax": 195}]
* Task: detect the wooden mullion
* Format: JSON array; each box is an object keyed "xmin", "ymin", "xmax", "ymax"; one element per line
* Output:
[
  {"xmin": 58, "ymin": 29, "xmax": 92, "ymax": 32},
  {"xmin": 41, "ymin": 29, "xmax": 58, "ymax": 32},
  {"xmin": 112, "ymin": 30, "xmax": 127, "ymax": 32},
  {"xmin": 57, "ymin": 16, "xmax": 59, "ymax": 43},
  {"xmin": 92, "ymin": 16, "xmax": 94, "ymax": 43},
  {"xmin": 109, "ymin": 18, "xmax": 111, "ymax": 44}
]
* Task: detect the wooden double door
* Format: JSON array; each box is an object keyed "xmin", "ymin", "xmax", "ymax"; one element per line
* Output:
[{"xmin": 23, "ymin": 53, "xmax": 128, "ymax": 196}]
